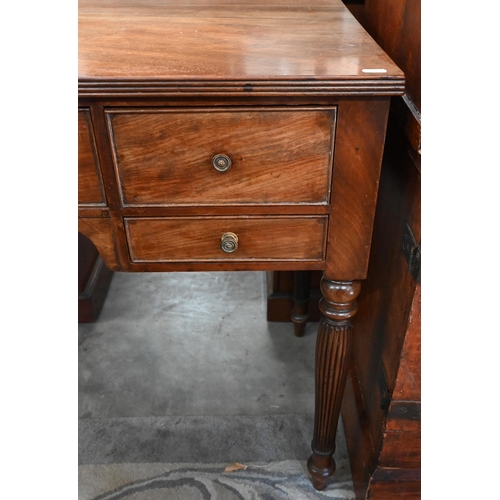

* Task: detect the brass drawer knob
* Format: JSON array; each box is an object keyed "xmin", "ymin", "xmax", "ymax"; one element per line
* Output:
[
  {"xmin": 220, "ymin": 232, "xmax": 238, "ymax": 253},
  {"xmin": 212, "ymin": 153, "xmax": 232, "ymax": 172}
]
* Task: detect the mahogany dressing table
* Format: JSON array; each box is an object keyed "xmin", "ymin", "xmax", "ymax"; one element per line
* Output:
[{"xmin": 78, "ymin": 0, "xmax": 404, "ymax": 490}]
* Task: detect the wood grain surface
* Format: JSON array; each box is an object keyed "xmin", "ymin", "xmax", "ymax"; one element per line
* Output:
[
  {"xmin": 125, "ymin": 216, "xmax": 327, "ymax": 262},
  {"xmin": 107, "ymin": 108, "xmax": 335, "ymax": 206},
  {"xmin": 367, "ymin": 468, "xmax": 421, "ymax": 500},
  {"xmin": 378, "ymin": 429, "xmax": 421, "ymax": 468},
  {"xmin": 325, "ymin": 98, "xmax": 390, "ymax": 280},
  {"xmin": 363, "ymin": 0, "xmax": 420, "ymax": 111},
  {"xmin": 391, "ymin": 284, "xmax": 421, "ymax": 402},
  {"xmin": 79, "ymin": 0, "xmax": 404, "ymax": 97},
  {"xmin": 355, "ymin": 0, "xmax": 421, "ymax": 152},
  {"xmin": 78, "ymin": 217, "xmax": 119, "ymax": 270},
  {"xmin": 339, "ymin": 92, "xmax": 420, "ymax": 500},
  {"xmin": 78, "ymin": 109, "xmax": 106, "ymax": 205}
]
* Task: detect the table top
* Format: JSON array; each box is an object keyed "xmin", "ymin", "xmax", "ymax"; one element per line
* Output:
[{"xmin": 79, "ymin": 0, "xmax": 404, "ymax": 96}]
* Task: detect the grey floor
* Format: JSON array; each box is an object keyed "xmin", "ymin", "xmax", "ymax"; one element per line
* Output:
[
  {"xmin": 79, "ymin": 272, "xmax": 317, "ymax": 420},
  {"xmin": 78, "ymin": 271, "xmax": 353, "ymax": 489}
]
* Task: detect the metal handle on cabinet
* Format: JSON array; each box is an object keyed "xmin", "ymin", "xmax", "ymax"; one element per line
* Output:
[
  {"xmin": 220, "ymin": 232, "xmax": 238, "ymax": 253},
  {"xmin": 212, "ymin": 153, "xmax": 232, "ymax": 172}
]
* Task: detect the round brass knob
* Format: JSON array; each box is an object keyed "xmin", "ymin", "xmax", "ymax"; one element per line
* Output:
[
  {"xmin": 220, "ymin": 232, "xmax": 238, "ymax": 253},
  {"xmin": 212, "ymin": 153, "xmax": 232, "ymax": 172}
]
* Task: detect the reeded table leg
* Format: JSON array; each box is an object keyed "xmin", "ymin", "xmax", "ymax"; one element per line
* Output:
[
  {"xmin": 307, "ymin": 277, "xmax": 361, "ymax": 490},
  {"xmin": 291, "ymin": 271, "xmax": 312, "ymax": 337}
]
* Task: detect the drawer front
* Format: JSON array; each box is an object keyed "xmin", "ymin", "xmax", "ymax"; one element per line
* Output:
[
  {"xmin": 78, "ymin": 109, "xmax": 106, "ymax": 206},
  {"xmin": 125, "ymin": 216, "xmax": 327, "ymax": 262},
  {"xmin": 107, "ymin": 108, "xmax": 335, "ymax": 206}
]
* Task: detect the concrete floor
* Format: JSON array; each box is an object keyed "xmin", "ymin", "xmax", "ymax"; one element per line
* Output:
[
  {"xmin": 78, "ymin": 271, "xmax": 356, "ymax": 497},
  {"xmin": 78, "ymin": 271, "xmax": 318, "ymax": 419}
]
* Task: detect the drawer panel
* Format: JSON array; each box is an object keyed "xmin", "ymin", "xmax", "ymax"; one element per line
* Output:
[
  {"xmin": 107, "ymin": 108, "xmax": 335, "ymax": 206},
  {"xmin": 78, "ymin": 109, "xmax": 106, "ymax": 205},
  {"xmin": 125, "ymin": 216, "xmax": 327, "ymax": 262}
]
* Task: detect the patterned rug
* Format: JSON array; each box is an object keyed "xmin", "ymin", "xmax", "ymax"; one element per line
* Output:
[{"xmin": 79, "ymin": 460, "xmax": 355, "ymax": 499}]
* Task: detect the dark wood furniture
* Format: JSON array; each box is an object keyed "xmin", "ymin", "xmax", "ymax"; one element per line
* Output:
[
  {"xmin": 267, "ymin": 1, "xmax": 421, "ymax": 496},
  {"xmin": 342, "ymin": 2, "xmax": 421, "ymax": 498},
  {"xmin": 78, "ymin": 233, "xmax": 114, "ymax": 323},
  {"xmin": 78, "ymin": 0, "xmax": 404, "ymax": 490}
]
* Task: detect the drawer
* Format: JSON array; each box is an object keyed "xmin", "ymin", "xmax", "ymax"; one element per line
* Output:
[
  {"xmin": 78, "ymin": 109, "xmax": 106, "ymax": 206},
  {"xmin": 124, "ymin": 216, "xmax": 327, "ymax": 262},
  {"xmin": 107, "ymin": 108, "xmax": 335, "ymax": 206}
]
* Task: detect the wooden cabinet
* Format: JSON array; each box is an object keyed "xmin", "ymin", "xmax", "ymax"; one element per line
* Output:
[
  {"xmin": 78, "ymin": 109, "xmax": 114, "ymax": 323},
  {"xmin": 343, "ymin": 2, "xmax": 421, "ymax": 498},
  {"xmin": 341, "ymin": 117, "xmax": 421, "ymax": 499},
  {"xmin": 78, "ymin": 0, "xmax": 404, "ymax": 490},
  {"xmin": 124, "ymin": 216, "xmax": 327, "ymax": 263},
  {"xmin": 107, "ymin": 108, "xmax": 335, "ymax": 206},
  {"xmin": 267, "ymin": 0, "xmax": 421, "ymax": 496},
  {"xmin": 266, "ymin": 118, "xmax": 421, "ymax": 500}
]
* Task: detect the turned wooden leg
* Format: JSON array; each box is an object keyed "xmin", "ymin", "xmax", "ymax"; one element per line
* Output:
[
  {"xmin": 307, "ymin": 277, "xmax": 361, "ymax": 490},
  {"xmin": 291, "ymin": 270, "xmax": 312, "ymax": 337}
]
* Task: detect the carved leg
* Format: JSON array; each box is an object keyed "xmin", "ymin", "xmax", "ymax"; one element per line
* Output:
[
  {"xmin": 307, "ymin": 278, "xmax": 361, "ymax": 490},
  {"xmin": 291, "ymin": 271, "xmax": 312, "ymax": 337}
]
